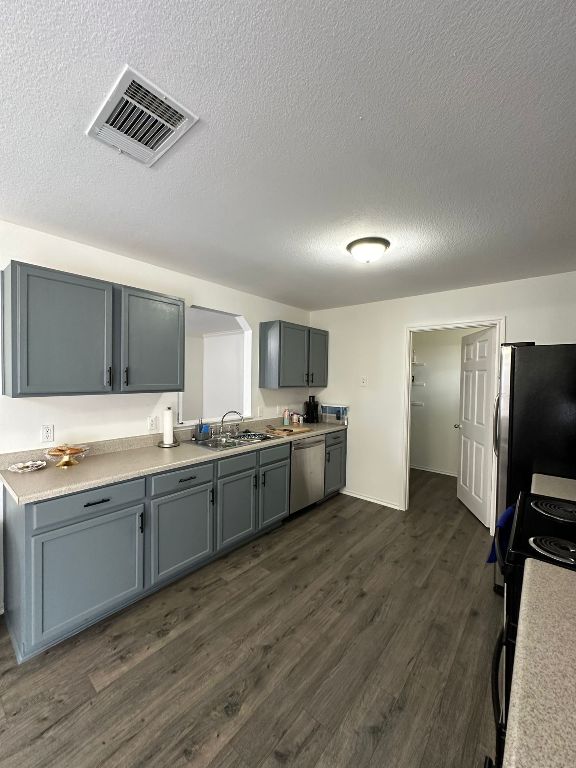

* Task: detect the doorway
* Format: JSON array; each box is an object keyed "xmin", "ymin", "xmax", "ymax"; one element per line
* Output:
[
  {"xmin": 177, "ymin": 306, "xmax": 252, "ymax": 424},
  {"xmin": 403, "ymin": 319, "xmax": 504, "ymax": 532}
]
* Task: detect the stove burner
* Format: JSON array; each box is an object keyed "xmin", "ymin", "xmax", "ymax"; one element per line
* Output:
[
  {"xmin": 528, "ymin": 536, "xmax": 576, "ymax": 565},
  {"xmin": 530, "ymin": 499, "xmax": 576, "ymax": 522}
]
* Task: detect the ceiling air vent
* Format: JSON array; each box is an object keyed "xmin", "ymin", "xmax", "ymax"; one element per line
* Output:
[{"xmin": 86, "ymin": 66, "xmax": 198, "ymax": 166}]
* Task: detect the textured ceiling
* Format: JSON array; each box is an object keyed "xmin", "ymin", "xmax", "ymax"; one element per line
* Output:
[{"xmin": 1, "ymin": 1, "xmax": 575, "ymax": 310}]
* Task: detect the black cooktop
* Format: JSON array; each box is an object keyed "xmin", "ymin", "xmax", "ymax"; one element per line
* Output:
[{"xmin": 507, "ymin": 492, "xmax": 576, "ymax": 569}]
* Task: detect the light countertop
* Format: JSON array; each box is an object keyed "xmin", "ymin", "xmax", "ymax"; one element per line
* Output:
[
  {"xmin": 503, "ymin": 558, "xmax": 576, "ymax": 768},
  {"xmin": 0, "ymin": 423, "xmax": 346, "ymax": 505}
]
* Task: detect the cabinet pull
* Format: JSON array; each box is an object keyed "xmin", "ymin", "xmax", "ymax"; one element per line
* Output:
[
  {"xmin": 262, "ymin": 472, "xmax": 266, "ymax": 487},
  {"xmin": 253, "ymin": 474, "xmax": 258, "ymax": 488},
  {"xmin": 305, "ymin": 372, "xmax": 309, "ymax": 384},
  {"xmin": 310, "ymin": 372, "xmax": 314, "ymax": 384},
  {"xmin": 124, "ymin": 367, "xmax": 129, "ymax": 386},
  {"xmin": 106, "ymin": 366, "xmax": 113, "ymax": 387},
  {"xmin": 84, "ymin": 497, "xmax": 111, "ymax": 508},
  {"xmin": 178, "ymin": 475, "xmax": 197, "ymax": 483},
  {"xmin": 327, "ymin": 451, "xmax": 331, "ymax": 463},
  {"xmin": 139, "ymin": 512, "xmax": 144, "ymax": 533},
  {"xmin": 210, "ymin": 488, "xmax": 215, "ymax": 505}
]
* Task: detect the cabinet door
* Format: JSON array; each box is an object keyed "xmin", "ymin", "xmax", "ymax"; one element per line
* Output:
[
  {"xmin": 31, "ymin": 505, "xmax": 144, "ymax": 647},
  {"xmin": 308, "ymin": 328, "xmax": 328, "ymax": 388},
  {"xmin": 120, "ymin": 287, "xmax": 184, "ymax": 392},
  {"xmin": 150, "ymin": 483, "xmax": 214, "ymax": 584},
  {"xmin": 16, "ymin": 263, "xmax": 113, "ymax": 395},
  {"xmin": 325, "ymin": 443, "xmax": 346, "ymax": 496},
  {"xmin": 216, "ymin": 469, "xmax": 257, "ymax": 549},
  {"xmin": 259, "ymin": 460, "xmax": 290, "ymax": 528},
  {"xmin": 279, "ymin": 322, "xmax": 309, "ymax": 387}
]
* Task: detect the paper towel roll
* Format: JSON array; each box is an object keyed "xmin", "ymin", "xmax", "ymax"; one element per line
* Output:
[{"xmin": 163, "ymin": 408, "xmax": 174, "ymax": 445}]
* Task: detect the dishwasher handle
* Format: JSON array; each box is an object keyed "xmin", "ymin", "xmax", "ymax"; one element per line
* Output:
[{"xmin": 292, "ymin": 439, "xmax": 325, "ymax": 450}]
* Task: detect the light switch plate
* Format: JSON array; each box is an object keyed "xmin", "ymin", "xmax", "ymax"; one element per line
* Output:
[{"xmin": 360, "ymin": 376, "xmax": 368, "ymax": 388}]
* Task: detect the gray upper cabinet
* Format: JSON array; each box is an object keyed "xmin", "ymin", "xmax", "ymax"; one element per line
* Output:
[
  {"xmin": 279, "ymin": 322, "xmax": 309, "ymax": 387},
  {"xmin": 2, "ymin": 262, "xmax": 113, "ymax": 396},
  {"xmin": 30, "ymin": 504, "xmax": 144, "ymax": 647},
  {"xmin": 1, "ymin": 261, "xmax": 186, "ymax": 397},
  {"xmin": 259, "ymin": 459, "xmax": 290, "ymax": 528},
  {"xmin": 259, "ymin": 320, "xmax": 329, "ymax": 389},
  {"xmin": 216, "ymin": 468, "xmax": 257, "ymax": 549},
  {"xmin": 119, "ymin": 287, "xmax": 185, "ymax": 392},
  {"xmin": 308, "ymin": 328, "xmax": 328, "ymax": 388},
  {"xmin": 150, "ymin": 483, "xmax": 214, "ymax": 584}
]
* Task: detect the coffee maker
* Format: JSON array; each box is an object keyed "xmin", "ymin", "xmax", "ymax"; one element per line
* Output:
[{"xmin": 304, "ymin": 395, "xmax": 319, "ymax": 423}]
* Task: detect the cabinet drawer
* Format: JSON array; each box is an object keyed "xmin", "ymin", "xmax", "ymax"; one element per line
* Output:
[
  {"xmin": 325, "ymin": 431, "xmax": 346, "ymax": 447},
  {"xmin": 30, "ymin": 479, "xmax": 145, "ymax": 532},
  {"xmin": 218, "ymin": 451, "xmax": 257, "ymax": 478},
  {"xmin": 148, "ymin": 463, "xmax": 214, "ymax": 498},
  {"xmin": 259, "ymin": 443, "xmax": 290, "ymax": 466}
]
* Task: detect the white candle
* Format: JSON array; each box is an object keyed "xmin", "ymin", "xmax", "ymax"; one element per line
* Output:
[{"xmin": 163, "ymin": 408, "xmax": 174, "ymax": 445}]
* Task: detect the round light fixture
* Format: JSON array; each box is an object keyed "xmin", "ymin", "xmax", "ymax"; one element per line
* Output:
[{"xmin": 346, "ymin": 236, "xmax": 391, "ymax": 264}]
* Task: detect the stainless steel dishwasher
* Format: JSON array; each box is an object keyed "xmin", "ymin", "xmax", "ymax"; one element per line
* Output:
[{"xmin": 290, "ymin": 435, "xmax": 326, "ymax": 514}]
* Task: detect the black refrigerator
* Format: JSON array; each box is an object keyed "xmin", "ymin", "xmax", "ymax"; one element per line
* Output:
[{"xmin": 495, "ymin": 343, "xmax": 576, "ymax": 516}]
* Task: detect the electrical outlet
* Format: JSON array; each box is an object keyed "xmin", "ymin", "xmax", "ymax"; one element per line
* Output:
[
  {"xmin": 257, "ymin": 406, "xmax": 263, "ymax": 418},
  {"xmin": 41, "ymin": 424, "xmax": 54, "ymax": 443},
  {"xmin": 147, "ymin": 415, "xmax": 159, "ymax": 433},
  {"xmin": 360, "ymin": 376, "xmax": 368, "ymax": 388}
]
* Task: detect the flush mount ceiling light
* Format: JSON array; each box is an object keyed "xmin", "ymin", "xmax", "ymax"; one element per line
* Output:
[{"xmin": 346, "ymin": 237, "xmax": 391, "ymax": 264}]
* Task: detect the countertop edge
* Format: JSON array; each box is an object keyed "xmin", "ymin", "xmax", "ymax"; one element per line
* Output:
[
  {"xmin": 503, "ymin": 558, "xmax": 576, "ymax": 768},
  {"xmin": 0, "ymin": 424, "xmax": 347, "ymax": 505}
]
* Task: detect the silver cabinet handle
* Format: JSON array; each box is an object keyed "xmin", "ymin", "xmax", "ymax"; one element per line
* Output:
[{"xmin": 493, "ymin": 394, "xmax": 500, "ymax": 456}]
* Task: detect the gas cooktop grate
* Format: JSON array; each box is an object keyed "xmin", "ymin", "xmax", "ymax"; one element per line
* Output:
[
  {"xmin": 531, "ymin": 499, "xmax": 576, "ymax": 522},
  {"xmin": 528, "ymin": 536, "xmax": 576, "ymax": 565}
]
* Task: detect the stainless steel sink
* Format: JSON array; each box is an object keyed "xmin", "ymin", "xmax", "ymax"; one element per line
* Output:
[
  {"xmin": 200, "ymin": 437, "xmax": 245, "ymax": 451},
  {"xmin": 198, "ymin": 432, "xmax": 276, "ymax": 451}
]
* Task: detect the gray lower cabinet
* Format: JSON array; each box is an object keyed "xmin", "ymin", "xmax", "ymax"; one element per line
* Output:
[
  {"xmin": 30, "ymin": 504, "xmax": 144, "ymax": 647},
  {"xmin": 259, "ymin": 460, "xmax": 290, "ymax": 528},
  {"xmin": 325, "ymin": 440, "xmax": 347, "ymax": 496},
  {"xmin": 216, "ymin": 469, "xmax": 257, "ymax": 549},
  {"xmin": 2, "ymin": 261, "xmax": 113, "ymax": 396},
  {"xmin": 120, "ymin": 286, "xmax": 185, "ymax": 392},
  {"xmin": 150, "ymin": 483, "xmax": 214, "ymax": 584}
]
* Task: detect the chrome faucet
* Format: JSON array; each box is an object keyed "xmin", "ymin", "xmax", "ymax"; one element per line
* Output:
[{"xmin": 220, "ymin": 410, "xmax": 244, "ymax": 434}]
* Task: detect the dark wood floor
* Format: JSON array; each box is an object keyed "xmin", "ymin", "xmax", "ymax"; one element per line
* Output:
[{"xmin": 0, "ymin": 470, "xmax": 501, "ymax": 767}]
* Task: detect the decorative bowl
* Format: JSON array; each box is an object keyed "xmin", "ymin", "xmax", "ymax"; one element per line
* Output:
[
  {"xmin": 8, "ymin": 460, "xmax": 47, "ymax": 473},
  {"xmin": 45, "ymin": 445, "xmax": 90, "ymax": 469}
]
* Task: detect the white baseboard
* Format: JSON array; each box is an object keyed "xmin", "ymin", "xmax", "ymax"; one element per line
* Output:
[
  {"xmin": 410, "ymin": 465, "xmax": 457, "ymax": 478},
  {"xmin": 341, "ymin": 489, "xmax": 405, "ymax": 511}
]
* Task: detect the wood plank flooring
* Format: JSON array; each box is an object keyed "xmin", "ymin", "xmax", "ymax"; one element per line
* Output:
[{"xmin": 0, "ymin": 470, "xmax": 501, "ymax": 767}]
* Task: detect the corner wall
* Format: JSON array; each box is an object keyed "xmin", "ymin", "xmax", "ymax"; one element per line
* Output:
[{"xmin": 310, "ymin": 269, "xmax": 576, "ymax": 509}]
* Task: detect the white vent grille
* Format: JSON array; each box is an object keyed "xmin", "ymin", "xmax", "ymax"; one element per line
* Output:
[{"xmin": 87, "ymin": 66, "xmax": 198, "ymax": 166}]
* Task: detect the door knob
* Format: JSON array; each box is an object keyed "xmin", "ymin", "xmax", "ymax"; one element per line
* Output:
[{"xmin": 454, "ymin": 423, "xmax": 462, "ymax": 429}]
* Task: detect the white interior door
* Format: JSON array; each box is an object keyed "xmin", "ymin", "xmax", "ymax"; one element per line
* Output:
[{"xmin": 456, "ymin": 327, "xmax": 496, "ymax": 527}]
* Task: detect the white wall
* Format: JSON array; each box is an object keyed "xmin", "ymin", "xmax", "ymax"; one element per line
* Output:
[
  {"xmin": 409, "ymin": 329, "xmax": 470, "ymax": 476},
  {"xmin": 183, "ymin": 335, "xmax": 204, "ymax": 419},
  {"xmin": 202, "ymin": 332, "xmax": 244, "ymax": 419},
  {"xmin": 311, "ymin": 269, "xmax": 576, "ymax": 509},
  {"xmin": 0, "ymin": 220, "xmax": 310, "ymax": 452}
]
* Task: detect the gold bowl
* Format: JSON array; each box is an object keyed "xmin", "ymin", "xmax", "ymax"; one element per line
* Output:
[{"xmin": 45, "ymin": 445, "xmax": 90, "ymax": 469}]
